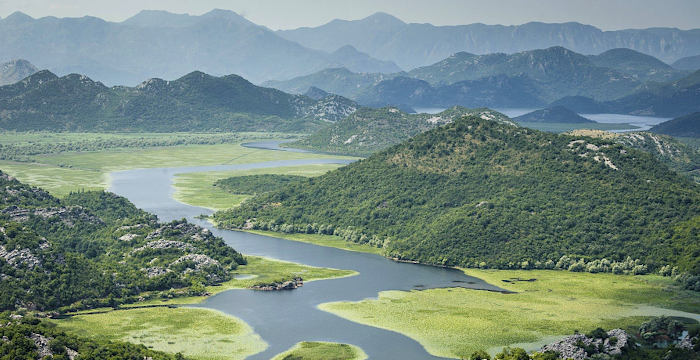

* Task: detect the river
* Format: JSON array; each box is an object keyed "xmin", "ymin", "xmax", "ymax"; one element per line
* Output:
[{"xmin": 108, "ymin": 143, "xmax": 505, "ymax": 360}]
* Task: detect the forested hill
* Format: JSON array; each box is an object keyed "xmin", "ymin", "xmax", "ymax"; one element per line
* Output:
[
  {"xmin": 0, "ymin": 171, "xmax": 246, "ymax": 312},
  {"xmin": 650, "ymin": 112, "xmax": 700, "ymax": 138},
  {"xmin": 214, "ymin": 116, "xmax": 700, "ymax": 276},
  {"xmin": 0, "ymin": 70, "xmax": 357, "ymax": 132},
  {"xmin": 290, "ymin": 106, "xmax": 513, "ymax": 156}
]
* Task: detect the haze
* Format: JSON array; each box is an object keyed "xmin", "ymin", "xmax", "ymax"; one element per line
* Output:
[{"xmin": 1, "ymin": 0, "xmax": 699, "ymax": 30}]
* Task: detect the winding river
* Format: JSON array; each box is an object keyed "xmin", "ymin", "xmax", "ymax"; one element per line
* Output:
[{"xmin": 108, "ymin": 143, "xmax": 506, "ymax": 359}]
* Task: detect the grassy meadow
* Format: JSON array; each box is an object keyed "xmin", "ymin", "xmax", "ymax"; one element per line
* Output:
[
  {"xmin": 173, "ymin": 164, "xmax": 344, "ymax": 210},
  {"xmin": 272, "ymin": 341, "xmax": 368, "ymax": 360},
  {"xmin": 319, "ymin": 269, "xmax": 700, "ymax": 359},
  {"xmin": 54, "ymin": 307, "xmax": 266, "ymax": 360}
]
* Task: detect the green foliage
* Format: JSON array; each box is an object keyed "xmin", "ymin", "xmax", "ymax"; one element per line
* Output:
[
  {"xmin": 470, "ymin": 350, "xmax": 491, "ymax": 360},
  {"xmin": 0, "ymin": 172, "xmax": 246, "ymax": 311},
  {"xmin": 494, "ymin": 347, "xmax": 530, "ymax": 360},
  {"xmin": 639, "ymin": 316, "xmax": 685, "ymax": 344},
  {"xmin": 214, "ymin": 174, "xmax": 308, "ymax": 195},
  {"xmin": 215, "ymin": 116, "xmax": 700, "ymax": 275}
]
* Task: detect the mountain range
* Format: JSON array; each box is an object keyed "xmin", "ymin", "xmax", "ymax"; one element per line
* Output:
[
  {"xmin": 279, "ymin": 12, "xmax": 700, "ymax": 68},
  {"xmin": 0, "ymin": 10, "xmax": 400, "ymax": 86},
  {"xmin": 2, "ymin": 10, "xmax": 700, "ymax": 87},
  {"xmin": 267, "ymin": 47, "xmax": 698, "ymax": 112},
  {"xmin": 0, "ymin": 70, "xmax": 357, "ymax": 132}
]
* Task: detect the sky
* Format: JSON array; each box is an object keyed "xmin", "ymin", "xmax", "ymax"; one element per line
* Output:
[{"xmin": 0, "ymin": 0, "xmax": 699, "ymax": 30}]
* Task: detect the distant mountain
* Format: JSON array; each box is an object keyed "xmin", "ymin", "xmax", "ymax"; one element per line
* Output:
[
  {"xmin": 303, "ymin": 86, "xmax": 330, "ymax": 100},
  {"xmin": 672, "ymin": 55, "xmax": 700, "ymax": 71},
  {"xmin": 515, "ymin": 106, "xmax": 595, "ymax": 123},
  {"xmin": 358, "ymin": 75, "xmax": 545, "ymax": 109},
  {"xmin": 279, "ymin": 13, "xmax": 700, "ymax": 69},
  {"xmin": 327, "ymin": 45, "xmax": 402, "ymax": 73},
  {"xmin": 290, "ymin": 106, "xmax": 513, "ymax": 156},
  {"xmin": 263, "ymin": 67, "xmax": 401, "ymax": 99},
  {"xmin": 588, "ymin": 48, "xmax": 687, "ymax": 82},
  {"xmin": 0, "ymin": 10, "xmax": 397, "ymax": 85},
  {"xmin": 267, "ymin": 47, "xmax": 665, "ymax": 109},
  {"xmin": 0, "ymin": 59, "xmax": 37, "ymax": 85},
  {"xmin": 0, "ymin": 70, "xmax": 357, "ymax": 132},
  {"xmin": 215, "ymin": 116, "xmax": 700, "ymax": 274},
  {"xmin": 650, "ymin": 112, "xmax": 700, "ymax": 138},
  {"xmin": 551, "ymin": 70, "xmax": 700, "ymax": 117},
  {"xmin": 407, "ymin": 47, "xmax": 641, "ymax": 102}
]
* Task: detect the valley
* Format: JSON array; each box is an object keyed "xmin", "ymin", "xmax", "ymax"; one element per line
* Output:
[{"xmin": 1, "ymin": 3, "xmax": 699, "ymax": 360}]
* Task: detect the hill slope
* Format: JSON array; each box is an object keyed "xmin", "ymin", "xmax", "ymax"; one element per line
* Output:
[
  {"xmin": 291, "ymin": 107, "xmax": 513, "ymax": 156},
  {"xmin": 0, "ymin": 70, "xmax": 357, "ymax": 132},
  {"xmin": 0, "ymin": 171, "xmax": 246, "ymax": 311},
  {"xmin": 650, "ymin": 112, "xmax": 700, "ymax": 138},
  {"xmin": 215, "ymin": 117, "xmax": 700, "ymax": 274},
  {"xmin": 515, "ymin": 106, "xmax": 595, "ymax": 123},
  {"xmin": 588, "ymin": 48, "xmax": 686, "ymax": 82},
  {"xmin": 672, "ymin": 55, "xmax": 700, "ymax": 71},
  {"xmin": 0, "ymin": 59, "xmax": 37, "ymax": 85}
]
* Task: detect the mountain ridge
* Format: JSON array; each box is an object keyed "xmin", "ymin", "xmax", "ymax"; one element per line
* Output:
[{"xmin": 0, "ymin": 70, "xmax": 358, "ymax": 132}]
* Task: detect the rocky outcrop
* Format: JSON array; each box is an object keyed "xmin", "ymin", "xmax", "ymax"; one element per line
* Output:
[
  {"xmin": 541, "ymin": 329, "xmax": 629, "ymax": 359},
  {"xmin": 250, "ymin": 277, "xmax": 304, "ymax": 291},
  {"xmin": 1, "ymin": 205, "xmax": 103, "ymax": 226},
  {"xmin": 0, "ymin": 244, "xmax": 42, "ymax": 268},
  {"xmin": 142, "ymin": 266, "xmax": 170, "ymax": 278},
  {"xmin": 171, "ymin": 254, "xmax": 220, "ymax": 269},
  {"xmin": 133, "ymin": 240, "xmax": 194, "ymax": 253}
]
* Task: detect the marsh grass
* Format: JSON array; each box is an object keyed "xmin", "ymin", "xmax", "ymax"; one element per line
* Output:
[
  {"xmin": 271, "ymin": 341, "xmax": 367, "ymax": 360},
  {"xmin": 319, "ymin": 269, "xmax": 700, "ymax": 359},
  {"xmin": 173, "ymin": 164, "xmax": 344, "ymax": 210}
]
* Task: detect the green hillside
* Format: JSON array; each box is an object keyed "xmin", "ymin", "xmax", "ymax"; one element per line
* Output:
[
  {"xmin": 0, "ymin": 171, "xmax": 246, "ymax": 312},
  {"xmin": 215, "ymin": 116, "xmax": 700, "ymax": 276},
  {"xmin": 650, "ymin": 112, "xmax": 700, "ymax": 138},
  {"xmin": 0, "ymin": 70, "xmax": 357, "ymax": 132},
  {"xmin": 588, "ymin": 48, "xmax": 686, "ymax": 82},
  {"xmin": 290, "ymin": 106, "xmax": 513, "ymax": 156}
]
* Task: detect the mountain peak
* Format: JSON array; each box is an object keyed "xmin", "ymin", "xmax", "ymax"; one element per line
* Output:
[
  {"xmin": 4, "ymin": 11, "xmax": 34, "ymax": 23},
  {"xmin": 362, "ymin": 12, "xmax": 405, "ymax": 26}
]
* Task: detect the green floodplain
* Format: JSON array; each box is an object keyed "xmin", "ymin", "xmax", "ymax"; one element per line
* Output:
[{"xmin": 0, "ymin": 131, "xmax": 697, "ymax": 359}]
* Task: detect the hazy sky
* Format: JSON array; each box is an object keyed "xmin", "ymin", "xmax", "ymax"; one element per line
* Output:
[{"xmin": 1, "ymin": 0, "xmax": 699, "ymax": 30}]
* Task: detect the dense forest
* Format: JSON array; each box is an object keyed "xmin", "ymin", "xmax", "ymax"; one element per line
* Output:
[
  {"xmin": 0, "ymin": 171, "xmax": 246, "ymax": 312},
  {"xmin": 214, "ymin": 116, "xmax": 700, "ymax": 281},
  {"xmin": 214, "ymin": 174, "xmax": 308, "ymax": 195},
  {"xmin": 290, "ymin": 106, "xmax": 513, "ymax": 156}
]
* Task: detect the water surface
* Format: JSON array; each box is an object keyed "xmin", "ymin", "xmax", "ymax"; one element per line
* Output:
[{"xmin": 109, "ymin": 155, "xmax": 503, "ymax": 359}]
